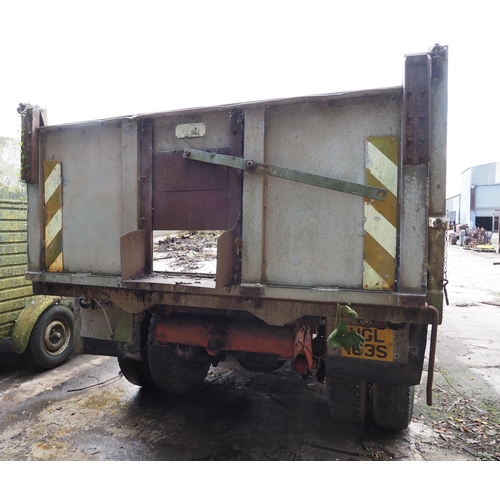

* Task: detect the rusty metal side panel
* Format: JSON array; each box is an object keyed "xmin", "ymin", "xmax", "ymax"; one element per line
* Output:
[
  {"xmin": 139, "ymin": 120, "xmax": 153, "ymax": 272},
  {"xmin": 150, "ymin": 109, "xmax": 243, "ymax": 232},
  {"xmin": 403, "ymin": 54, "xmax": 432, "ymax": 165},
  {"xmin": 20, "ymin": 106, "xmax": 46, "ymax": 184},
  {"xmin": 152, "ymin": 149, "xmax": 235, "ymax": 230},
  {"xmin": 399, "ymin": 53, "xmax": 433, "ymax": 294}
]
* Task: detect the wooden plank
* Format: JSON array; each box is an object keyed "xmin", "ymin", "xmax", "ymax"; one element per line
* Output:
[
  {"xmin": 0, "ymin": 233, "xmax": 27, "ymax": 243},
  {"xmin": 0, "ymin": 243, "xmax": 27, "ymax": 255},
  {"xmin": 0, "ymin": 221, "xmax": 27, "ymax": 231},
  {"xmin": 0, "ymin": 253, "xmax": 27, "ymax": 266},
  {"xmin": 0, "ymin": 296, "xmax": 33, "ymax": 314},
  {"xmin": 0, "ymin": 276, "xmax": 31, "ymax": 290},
  {"xmin": 0, "ymin": 265, "xmax": 28, "ymax": 279},
  {"xmin": 0, "ymin": 209, "xmax": 27, "ymax": 220},
  {"xmin": 0, "ymin": 285, "xmax": 33, "ymax": 302}
]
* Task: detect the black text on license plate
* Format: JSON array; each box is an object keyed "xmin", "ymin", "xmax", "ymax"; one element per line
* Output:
[{"xmin": 341, "ymin": 327, "xmax": 394, "ymax": 362}]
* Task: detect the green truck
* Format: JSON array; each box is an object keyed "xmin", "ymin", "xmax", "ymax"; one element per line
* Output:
[{"xmin": 0, "ymin": 197, "xmax": 74, "ymax": 369}]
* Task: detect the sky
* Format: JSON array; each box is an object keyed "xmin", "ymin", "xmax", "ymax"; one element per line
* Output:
[{"xmin": 1, "ymin": 0, "xmax": 498, "ymax": 197}]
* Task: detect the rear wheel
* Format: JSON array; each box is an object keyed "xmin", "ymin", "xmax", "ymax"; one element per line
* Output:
[
  {"xmin": 326, "ymin": 373, "xmax": 368, "ymax": 424},
  {"xmin": 118, "ymin": 358, "xmax": 156, "ymax": 388},
  {"xmin": 147, "ymin": 314, "xmax": 211, "ymax": 394},
  {"xmin": 371, "ymin": 384, "xmax": 415, "ymax": 430},
  {"xmin": 118, "ymin": 312, "xmax": 156, "ymax": 388}
]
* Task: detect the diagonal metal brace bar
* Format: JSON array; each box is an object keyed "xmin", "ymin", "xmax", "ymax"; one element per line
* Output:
[{"xmin": 183, "ymin": 148, "xmax": 387, "ymax": 201}]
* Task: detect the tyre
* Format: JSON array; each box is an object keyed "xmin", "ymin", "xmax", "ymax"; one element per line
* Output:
[
  {"xmin": 371, "ymin": 384, "xmax": 415, "ymax": 430},
  {"xmin": 147, "ymin": 314, "xmax": 211, "ymax": 394},
  {"xmin": 326, "ymin": 373, "xmax": 368, "ymax": 424},
  {"xmin": 27, "ymin": 304, "xmax": 74, "ymax": 370},
  {"xmin": 118, "ymin": 358, "xmax": 156, "ymax": 388},
  {"xmin": 233, "ymin": 351, "xmax": 286, "ymax": 372}
]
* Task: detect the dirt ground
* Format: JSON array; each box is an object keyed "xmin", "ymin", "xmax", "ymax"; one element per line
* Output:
[
  {"xmin": 0, "ymin": 238, "xmax": 499, "ymax": 463},
  {"xmin": 412, "ymin": 241, "xmax": 500, "ymax": 461}
]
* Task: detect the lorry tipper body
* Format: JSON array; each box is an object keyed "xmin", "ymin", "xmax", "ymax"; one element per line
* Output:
[{"xmin": 21, "ymin": 45, "xmax": 448, "ymax": 430}]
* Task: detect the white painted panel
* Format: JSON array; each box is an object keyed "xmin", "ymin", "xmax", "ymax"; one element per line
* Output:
[
  {"xmin": 242, "ymin": 107, "xmax": 266, "ymax": 283},
  {"xmin": 41, "ymin": 123, "xmax": 123, "ymax": 274},
  {"xmin": 260, "ymin": 95, "xmax": 401, "ymax": 287}
]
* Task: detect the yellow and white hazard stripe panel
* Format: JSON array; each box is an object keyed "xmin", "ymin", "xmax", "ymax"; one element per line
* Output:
[
  {"xmin": 363, "ymin": 137, "xmax": 398, "ymax": 290},
  {"xmin": 43, "ymin": 160, "xmax": 63, "ymax": 272}
]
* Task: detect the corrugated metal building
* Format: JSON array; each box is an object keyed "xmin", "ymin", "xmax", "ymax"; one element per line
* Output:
[{"xmin": 446, "ymin": 162, "xmax": 500, "ymax": 232}]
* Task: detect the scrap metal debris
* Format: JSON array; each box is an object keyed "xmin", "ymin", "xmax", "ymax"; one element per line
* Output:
[{"xmin": 154, "ymin": 231, "xmax": 221, "ymax": 274}]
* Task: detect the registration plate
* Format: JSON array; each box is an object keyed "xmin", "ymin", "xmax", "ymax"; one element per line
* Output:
[{"xmin": 341, "ymin": 327, "xmax": 394, "ymax": 362}]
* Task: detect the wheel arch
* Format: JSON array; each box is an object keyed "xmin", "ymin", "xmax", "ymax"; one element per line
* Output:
[{"xmin": 10, "ymin": 296, "xmax": 58, "ymax": 354}]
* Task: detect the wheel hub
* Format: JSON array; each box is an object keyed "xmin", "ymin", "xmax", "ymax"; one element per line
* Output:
[{"xmin": 43, "ymin": 320, "xmax": 70, "ymax": 355}]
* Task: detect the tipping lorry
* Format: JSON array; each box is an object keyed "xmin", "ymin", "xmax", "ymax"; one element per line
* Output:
[{"xmin": 20, "ymin": 44, "xmax": 448, "ymax": 429}]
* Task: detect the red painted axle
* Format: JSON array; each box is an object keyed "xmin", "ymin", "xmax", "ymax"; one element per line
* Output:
[
  {"xmin": 155, "ymin": 316, "xmax": 291, "ymax": 356},
  {"xmin": 154, "ymin": 315, "xmax": 317, "ymax": 373}
]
